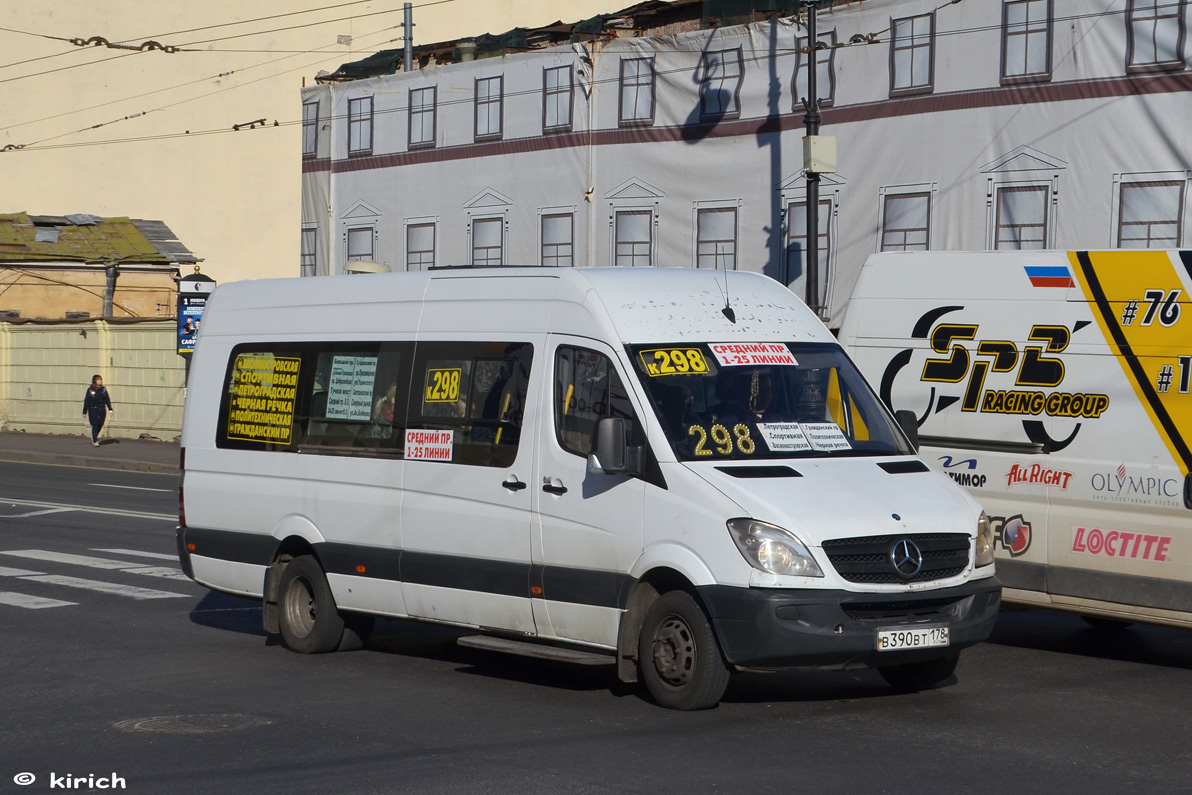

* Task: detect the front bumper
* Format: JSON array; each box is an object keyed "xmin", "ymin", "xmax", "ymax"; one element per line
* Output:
[{"xmin": 697, "ymin": 576, "xmax": 1001, "ymax": 670}]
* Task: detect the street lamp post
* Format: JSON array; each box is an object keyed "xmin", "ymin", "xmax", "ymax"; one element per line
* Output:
[{"xmin": 800, "ymin": 0, "xmax": 836, "ymax": 320}]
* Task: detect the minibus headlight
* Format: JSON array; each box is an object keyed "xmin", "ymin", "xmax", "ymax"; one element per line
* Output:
[
  {"xmin": 727, "ymin": 519, "xmax": 823, "ymax": 578},
  {"xmin": 975, "ymin": 511, "xmax": 995, "ymax": 567}
]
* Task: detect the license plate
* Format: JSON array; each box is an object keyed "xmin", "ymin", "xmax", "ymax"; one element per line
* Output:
[{"xmin": 876, "ymin": 626, "xmax": 950, "ymax": 651}]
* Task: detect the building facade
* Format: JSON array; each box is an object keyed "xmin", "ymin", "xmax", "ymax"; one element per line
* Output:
[{"xmin": 300, "ymin": 0, "xmax": 1191, "ymax": 323}]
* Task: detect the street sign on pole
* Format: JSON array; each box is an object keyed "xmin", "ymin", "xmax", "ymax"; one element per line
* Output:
[{"xmin": 177, "ymin": 268, "xmax": 216, "ymax": 357}]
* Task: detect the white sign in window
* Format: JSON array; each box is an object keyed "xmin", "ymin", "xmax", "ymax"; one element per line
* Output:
[{"xmin": 326, "ymin": 355, "xmax": 378, "ymax": 421}]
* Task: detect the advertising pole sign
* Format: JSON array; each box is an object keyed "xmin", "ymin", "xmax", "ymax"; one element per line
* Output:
[{"xmin": 178, "ymin": 268, "xmax": 216, "ymax": 356}]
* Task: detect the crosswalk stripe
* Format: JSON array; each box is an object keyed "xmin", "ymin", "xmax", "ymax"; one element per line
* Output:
[
  {"xmin": 0, "ymin": 591, "xmax": 76, "ymax": 609},
  {"xmin": 0, "ymin": 550, "xmax": 139, "ymax": 570},
  {"xmin": 0, "ymin": 565, "xmax": 44, "ymax": 577},
  {"xmin": 117, "ymin": 566, "xmax": 191, "ymax": 582},
  {"xmin": 19, "ymin": 574, "xmax": 188, "ymax": 600},
  {"xmin": 90, "ymin": 548, "xmax": 178, "ymax": 561},
  {"xmin": 0, "ymin": 550, "xmax": 186, "ymax": 581}
]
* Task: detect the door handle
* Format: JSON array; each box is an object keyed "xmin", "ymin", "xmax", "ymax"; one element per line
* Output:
[
  {"xmin": 542, "ymin": 477, "xmax": 568, "ymax": 495},
  {"xmin": 502, "ymin": 476, "xmax": 527, "ymax": 492}
]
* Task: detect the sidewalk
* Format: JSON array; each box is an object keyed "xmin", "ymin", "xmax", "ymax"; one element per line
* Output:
[{"xmin": 0, "ymin": 430, "xmax": 179, "ymax": 474}]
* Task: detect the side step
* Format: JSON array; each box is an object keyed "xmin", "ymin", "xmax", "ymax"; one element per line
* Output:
[{"xmin": 457, "ymin": 635, "xmax": 615, "ymax": 666}]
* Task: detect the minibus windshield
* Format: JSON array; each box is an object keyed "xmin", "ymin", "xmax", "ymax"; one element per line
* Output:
[{"xmin": 627, "ymin": 342, "xmax": 912, "ymax": 461}]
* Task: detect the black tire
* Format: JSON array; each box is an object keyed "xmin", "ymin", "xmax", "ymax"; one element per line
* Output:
[
  {"xmin": 637, "ymin": 591, "xmax": 730, "ymax": 711},
  {"xmin": 878, "ymin": 653, "xmax": 960, "ymax": 692},
  {"xmin": 277, "ymin": 555, "xmax": 346, "ymax": 654}
]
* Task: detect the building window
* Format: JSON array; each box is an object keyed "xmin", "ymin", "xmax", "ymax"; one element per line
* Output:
[
  {"xmin": 300, "ymin": 227, "xmax": 316, "ymax": 276},
  {"xmin": 615, "ymin": 210, "xmax": 653, "ymax": 267},
  {"xmin": 1127, "ymin": 0, "xmax": 1186, "ymax": 72},
  {"xmin": 472, "ymin": 217, "xmax": 503, "ymax": 266},
  {"xmin": 1002, "ymin": 0, "xmax": 1052, "ymax": 83},
  {"xmin": 346, "ymin": 226, "xmax": 375, "ymax": 262},
  {"xmin": 543, "ymin": 66, "xmax": 573, "ymax": 132},
  {"xmin": 881, "ymin": 192, "xmax": 931, "ymax": 251},
  {"xmin": 302, "ymin": 101, "xmax": 318, "ymax": 157},
  {"xmin": 994, "ymin": 185, "xmax": 1049, "ymax": 249},
  {"xmin": 619, "ymin": 57, "xmax": 655, "ymax": 126},
  {"xmin": 696, "ymin": 208, "xmax": 737, "ymax": 269},
  {"xmin": 787, "ymin": 199, "xmax": 831, "ymax": 276},
  {"xmin": 409, "ymin": 86, "xmax": 436, "ymax": 149},
  {"xmin": 890, "ymin": 13, "xmax": 934, "ymax": 96},
  {"xmin": 407, "ymin": 223, "xmax": 435, "ymax": 270},
  {"xmin": 541, "ymin": 213, "xmax": 573, "ymax": 267},
  {"xmin": 700, "ymin": 49, "xmax": 743, "ymax": 120},
  {"xmin": 348, "ymin": 96, "xmax": 373, "ymax": 156},
  {"xmin": 794, "ymin": 31, "xmax": 836, "ymax": 109},
  {"xmin": 475, "ymin": 76, "xmax": 503, "ymax": 141},
  {"xmin": 1118, "ymin": 181, "xmax": 1185, "ymax": 247}
]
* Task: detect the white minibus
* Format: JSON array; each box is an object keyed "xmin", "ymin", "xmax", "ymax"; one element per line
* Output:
[{"xmin": 178, "ymin": 267, "xmax": 1000, "ymax": 709}]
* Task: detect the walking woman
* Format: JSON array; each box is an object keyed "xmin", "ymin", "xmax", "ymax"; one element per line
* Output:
[{"xmin": 82, "ymin": 374, "xmax": 114, "ymax": 446}]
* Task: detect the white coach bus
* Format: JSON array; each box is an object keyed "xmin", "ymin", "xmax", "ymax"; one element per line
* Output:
[{"xmin": 177, "ymin": 267, "xmax": 1000, "ymax": 710}]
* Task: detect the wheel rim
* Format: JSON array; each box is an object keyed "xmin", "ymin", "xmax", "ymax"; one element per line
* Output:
[
  {"xmin": 651, "ymin": 614, "xmax": 696, "ymax": 688},
  {"xmin": 282, "ymin": 576, "xmax": 316, "ymax": 639}
]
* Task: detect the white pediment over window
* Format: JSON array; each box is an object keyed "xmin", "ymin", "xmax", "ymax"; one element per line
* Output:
[
  {"xmin": 464, "ymin": 188, "xmax": 513, "ymax": 209},
  {"xmin": 342, "ymin": 199, "xmax": 381, "ymax": 219},
  {"xmin": 981, "ymin": 145, "xmax": 1067, "ymax": 173},
  {"xmin": 778, "ymin": 171, "xmax": 846, "ymax": 191},
  {"xmin": 605, "ymin": 178, "xmax": 664, "ymax": 201}
]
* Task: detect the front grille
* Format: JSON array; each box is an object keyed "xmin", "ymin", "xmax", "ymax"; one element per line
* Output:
[
  {"xmin": 841, "ymin": 596, "xmax": 964, "ymax": 622},
  {"xmin": 822, "ymin": 533, "xmax": 969, "ymax": 584}
]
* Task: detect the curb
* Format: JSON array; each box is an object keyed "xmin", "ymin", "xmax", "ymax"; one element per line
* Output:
[{"xmin": 0, "ymin": 449, "xmax": 178, "ymax": 474}]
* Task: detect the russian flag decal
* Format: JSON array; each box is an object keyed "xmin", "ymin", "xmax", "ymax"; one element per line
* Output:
[{"xmin": 1024, "ymin": 264, "xmax": 1075, "ymax": 288}]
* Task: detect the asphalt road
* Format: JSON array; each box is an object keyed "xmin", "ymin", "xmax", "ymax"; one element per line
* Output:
[{"xmin": 1, "ymin": 460, "xmax": 1190, "ymax": 794}]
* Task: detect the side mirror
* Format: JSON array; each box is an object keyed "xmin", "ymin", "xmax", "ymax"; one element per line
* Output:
[
  {"xmin": 894, "ymin": 409, "xmax": 920, "ymax": 453},
  {"xmin": 588, "ymin": 417, "xmax": 642, "ymax": 476}
]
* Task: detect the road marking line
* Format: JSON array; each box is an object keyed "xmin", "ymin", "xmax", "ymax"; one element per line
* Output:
[
  {"xmin": 18, "ymin": 574, "xmax": 188, "ymax": 600},
  {"xmin": 114, "ymin": 566, "xmax": 191, "ymax": 582},
  {"xmin": 11, "ymin": 508, "xmax": 75, "ymax": 518},
  {"xmin": 89, "ymin": 484, "xmax": 173, "ymax": 493},
  {"xmin": 0, "ymin": 591, "xmax": 76, "ymax": 609},
  {"xmin": 0, "ymin": 498, "xmax": 173, "ymax": 522},
  {"xmin": 1, "ymin": 550, "xmax": 140, "ymax": 570},
  {"xmin": 0, "ymin": 565, "xmax": 45, "ymax": 577},
  {"xmin": 0, "ymin": 550, "xmax": 184, "ymax": 580},
  {"xmin": 91, "ymin": 548, "xmax": 177, "ymax": 561}
]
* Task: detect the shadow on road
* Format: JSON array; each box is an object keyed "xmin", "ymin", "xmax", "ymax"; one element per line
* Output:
[
  {"xmin": 987, "ymin": 607, "xmax": 1192, "ymax": 669},
  {"xmin": 189, "ymin": 591, "xmax": 268, "ymax": 638}
]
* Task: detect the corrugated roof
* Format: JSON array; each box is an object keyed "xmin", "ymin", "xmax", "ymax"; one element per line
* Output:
[{"xmin": 0, "ymin": 212, "xmax": 195, "ymax": 265}]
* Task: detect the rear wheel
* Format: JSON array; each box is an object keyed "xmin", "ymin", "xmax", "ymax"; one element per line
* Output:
[
  {"xmin": 278, "ymin": 555, "xmax": 346, "ymax": 654},
  {"xmin": 638, "ymin": 591, "xmax": 730, "ymax": 711},
  {"xmin": 878, "ymin": 653, "xmax": 960, "ymax": 692}
]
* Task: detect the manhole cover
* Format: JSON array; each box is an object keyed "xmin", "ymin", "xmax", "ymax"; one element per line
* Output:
[{"xmin": 112, "ymin": 714, "xmax": 271, "ymax": 734}]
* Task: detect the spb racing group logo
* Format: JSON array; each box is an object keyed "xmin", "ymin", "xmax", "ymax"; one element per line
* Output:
[
  {"xmin": 991, "ymin": 514, "xmax": 1032, "ymax": 557},
  {"xmin": 879, "ymin": 307, "xmax": 1109, "ymax": 452}
]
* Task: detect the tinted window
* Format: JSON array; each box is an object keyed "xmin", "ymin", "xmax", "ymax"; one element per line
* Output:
[{"xmin": 407, "ymin": 341, "xmax": 533, "ymax": 467}]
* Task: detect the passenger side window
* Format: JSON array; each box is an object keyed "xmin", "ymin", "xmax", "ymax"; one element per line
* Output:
[
  {"xmin": 406, "ymin": 341, "xmax": 533, "ymax": 467},
  {"xmin": 554, "ymin": 346, "xmax": 638, "ymax": 458},
  {"xmin": 304, "ymin": 342, "xmax": 412, "ymax": 454}
]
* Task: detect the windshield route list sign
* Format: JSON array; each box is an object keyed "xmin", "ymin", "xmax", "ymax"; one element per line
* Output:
[{"xmin": 226, "ymin": 355, "xmax": 301, "ymax": 444}]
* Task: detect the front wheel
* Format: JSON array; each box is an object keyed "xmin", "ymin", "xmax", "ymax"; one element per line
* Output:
[
  {"xmin": 638, "ymin": 591, "xmax": 730, "ymax": 711},
  {"xmin": 277, "ymin": 555, "xmax": 346, "ymax": 654},
  {"xmin": 878, "ymin": 652, "xmax": 960, "ymax": 692}
]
